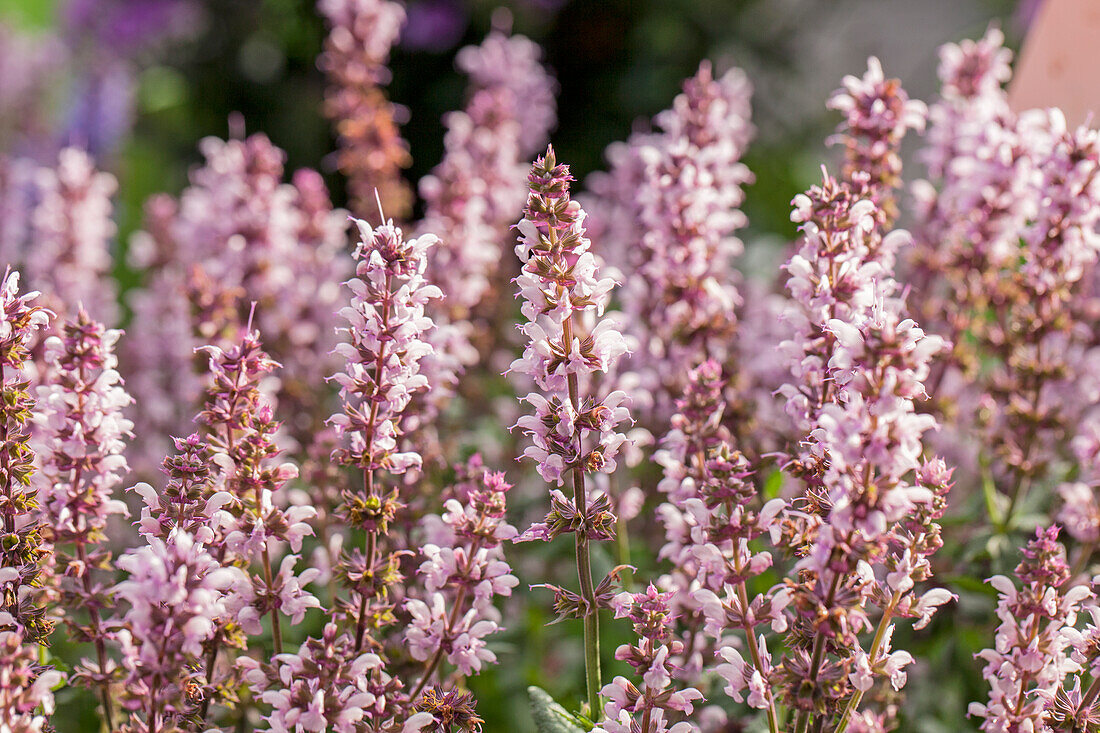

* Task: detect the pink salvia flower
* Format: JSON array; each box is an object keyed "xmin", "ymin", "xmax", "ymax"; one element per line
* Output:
[
  {"xmin": 329, "ymin": 214, "xmax": 441, "ymax": 663},
  {"xmin": 594, "ymin": 586, "xmax": 704, "ymax": 733},
  {"xmin": 240, "ymin": 622, "xmax": 387, "ymax": 733},
  {"xmin": 0, "ymin": 270, "xmax": 52, "ymax": 644},
  {"xmin": 0, "ymin": 629, "xmax": 62, "ymax": 732},
  {"xmin": 113, "ymin": 530, "xmax": 244, "ymax": 731},
  {"xmin": 510, "ymin": 145, "xmax": 632, "ymax": 716},
  {"xmin": 772, "ymin": 154, "xmax": 953, "ymax": 730},
  {"xmin": 318, "ymin": 0, "xmax": 412, "ymax": 221},
  {"xmin": 405, "ymin": 460, "xmax": 518, "ymax": 688},
  {"xmin": 35, "ymin": 311, "xmax": 132, "ymax": 548},
  {"xmin": 827, "ymin": 57, "xmax": 927, "ymax": 225},
  {"xmin": 131, "ymin": 433, "xmax": 228, "ymax": 543},
  {"xmin": 193, "ymin": 326, "xmax": 320, "ymax": 713},
  {"xmin": 653, "ymin": 363, "xmax": 790, "ymax": 704},
  {"xmin": 331, "ymin": 217, "xmax": 441, "ymax": 474},
  {"xmin": 0, "ymin": 271, "xmax": 56, "ymax": 729},
  {"xmin": 415, "ymin": 31, "xmax": 555, "ymax": 426},
  {"xmin": 423, "ymin": 31, "xmax": 556, "ymax": 318},
  {"xmin": 970, "ymin": 527, "xmax": 1093, "ymax": 732},
  {"xmin": 511, "ymin": 148, "xmax": 631, "ymax": 483},
  {"xmin": 33, "ymin": 309, "xmax": 132, "ymax": 722},
  {"xmin": 124, "ymin": 134, "xmax": 351, "ymax": 476},
  {"xmin": 455, "ymin": 31, "xmax": 557, "ymax": 158},
  {"xmin": 24, "ymin": 147, "xmax": 118, "ymax": 321},
  {"xmin": 588, "ymin": 62, "xmax": 754, "ymax": 426}
]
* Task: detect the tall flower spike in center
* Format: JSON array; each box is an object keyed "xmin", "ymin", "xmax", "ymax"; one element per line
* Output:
[
  {"xmin": 510, "ymin": 146, "xmax": 632, "ymax": 719},
  {"xmin": 330, "ymin": 214, "xmax": 442, "ymax": 652}
]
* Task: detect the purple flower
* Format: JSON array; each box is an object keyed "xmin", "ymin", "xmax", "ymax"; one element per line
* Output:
[
  {"xmin": 24, "ymin": 147, "xmax": 118, "ymax": 322},
  {"xmin": 35, "ymin": 311, "xmax": 133, "ymax": 548},
  {"xmin": 330, "ymin": 215, "xmax": 442, "ymax": 657},
  {"xmin": 594, "ymin": 586, "xmax": 704, "ymax": 733},
  {"xmin": 330, "ymin": 218, "xmax": 441, "ymax": 473},
  {"xmin": 33, "ymin": 309, "xmax": 132, "ymax": 722},
  {"xmin": 240, "ymin": 622, "xmax": 389, "ymax": 733},
  {"xmin": 455, "ymin": 32, "xmax": 557, "ymax": 157},
  {"xmin": 192, "ymin": 325, "xmax": 319, "ymax": 709},
  {"xmin": 510, "ymin": 147, "xmax": 632, "ymax": 488},
  {"xmin": 509, "ymin": 145, "xmax": 634, "ymax": 716},
  {"xmin": 828, "ymin": 57, "xmax": 926, "ymax": 224}
]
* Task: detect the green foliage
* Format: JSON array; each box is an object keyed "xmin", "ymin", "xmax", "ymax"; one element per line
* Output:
[{"xmin": 528, "ymin": 686, "xmax": 590, "ymax": 733}]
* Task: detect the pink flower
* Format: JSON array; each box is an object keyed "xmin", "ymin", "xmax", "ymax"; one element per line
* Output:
[
  {"xmin": 113, "ymin": 530, "xmax": 244, "ymax": 728},
  {"xmin": 0, "ymin": 271, "xmax": 52, "ymax": 643},
  {"xmin": 247, "ymin": 623, "xmax": 385, "ymax": 733},
  {"xmin": 330, "ymin": 218, "xmax": 442, "ymax": 473},
  {"xmin": 510, "ymin": 147, "xmax": 632, "ymax": 504},
  {"xmin": 586, "ymin": 62, "xmax": 753, "ymax": 422},
  {"xmin": 404, "ymin": 457, "xmax": 516, "ymax": 689},
  {"xmin": 0, "ymin": 630, "xmax": 63, "ymax": 732},
  {"xmin": 318, "ymin": 0, "xmax": 411, "ymax": 219}
]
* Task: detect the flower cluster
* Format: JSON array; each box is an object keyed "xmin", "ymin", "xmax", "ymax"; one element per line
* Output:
[
  {"xmin": 510, "ymin": 146, "xmax": 633, "ymax": 715},
  {"xmin": 318, "ymin": 0, "xmax": 412, "ymax": 222},
  {"xmin": 0, "ymin": 629, "xmax": 62, "ymax": 733},
  {"xmin": 33, "ymin": 309, "xmax": 132, "ymax": 723},
  {"xmin": 455, "ymin": 30, "xmax": 557, "ymax": 158},
  {"xmin": 0, "ymin": 148, "xmax": 117, "ymax": 322},
  {"xmin": 778, "ymin": 174, "xmax": 901, "ymax": 448},
  {"xmin": 423, "ymin": 30, "xmax": 556, "ymax": 318},
  {"xmin": 778, "ymin": 185, "xmax": 953, "ymax": 731},
  {"xmin": 828, "ymin": 57, "xmax": 927, "ymax": 225},
  {"xmin": 970, "ymin": 527, "xmax": 1092, "ymax": 731},
  {"xmin": 405, "ymin": 458, "xmax": 517, "ymax": 686},
  {"xmin": 597, "ymin": 586, "xmax": 704, "ymax": 733},
  {"xmin": 193, "ymin": 326, "xmax": 319, "ymax": 716},
  {"xmin": 0, "ymin": 272, "xmax": 52, "ymax": 644},
  {"xmin": 329, "ymin": 216, "xmax": 440, "ymax": 653},
  {"xmin": 587, "ymin": 62, "xmax": 754, "ymax": 428},
  {"xmin": 907, "ymin": 27, "xmax": 1100, "ymax": 530},
  {"xmin": 654, "ymin": 360, "xmax": 788, "ymax": 703},
  {"xmin": 240, "ymin": 622, "xmax": 393, "ymax": 733},
  {"xmin": 511, "ymin": 148, "xmax": 631, "ymax": 486},
  {"xmin": 113, "ymin": 530, "xmax": 242, "ymax": 731}
]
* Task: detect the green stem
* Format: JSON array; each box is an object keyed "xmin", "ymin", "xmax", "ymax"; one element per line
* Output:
[
  {"xmin": 736, "ymin": 580, "xmax": 780, "ymax": 733},
  {"xmin": 551, "ymin": 218, "xmax": 602, "ymax": 720},
  {"xmin": 615, "ymin": 514, "xmax": 633, "ymax": 592},
  {"xmin": 567, "ymin": 373, "xmax": 601, "ymax": 718},
  {"xmin": 260, "ymin": 545, "xmax": 283, "ymax": 655}
]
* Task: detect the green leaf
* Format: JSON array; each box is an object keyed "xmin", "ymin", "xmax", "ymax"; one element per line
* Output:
[
  {"xmin": 762, "ymin": 468, "xmax": 784, "ymax": 500},
  {"xmin": 528, "ymin": 686, "xmax": 589, "ymax": 733}
]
